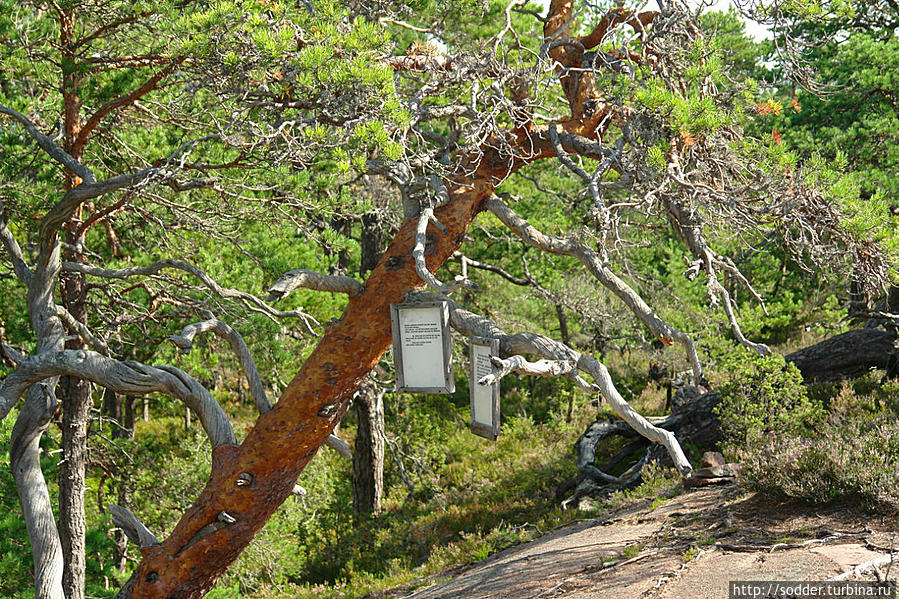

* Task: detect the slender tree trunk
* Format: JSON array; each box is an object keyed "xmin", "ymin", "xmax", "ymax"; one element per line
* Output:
[
  {"xmin": 58, "ymin": 279, "xmax": 91, "ymax": 599},
  {"xmin": 58, "ymin": 11, "xmax": 90, "ymax": 596},
  {"xmin": 360, "ymin": 211, "xmax": 387, "ymax": 277},
  {"xmin": 116, "ymin": 396, "xmax": 136, "ymax": 441},
  {"xmin": 351, "ymin": 207, "xmax": 389, "ymax": 516},
  {"xmin": 555, "ymin": 303, "xmax": 570, "ymax": 345},
  {"xmin": 114, "ymin": 483, "xmax": 131, "ymax": 574},
  {"xmin": 59, "ymin": 223, "xmax": 91, "ymax": 599},
  {"xmin": 352, "ymin": 381, "xmax": 385, "ymax": 517},
  {"xmin": 103, "ymin": 387, "xmax": 120, "ymax": 435}
]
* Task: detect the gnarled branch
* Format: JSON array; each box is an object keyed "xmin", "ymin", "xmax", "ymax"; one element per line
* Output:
[
  {"xmin": 266, "ymin": 269, "xmax": 364, "ymax": 301},
  {"xmin": 108, "ymin": 505, "xmax": 160, "ymax": 549},
  {"xmin": 0, "ymin": 102, "xmax": 95, "ymax": 183},
  {"xmin": 168, "ymin": 319, "xmax": 351, "ymax": 458},
  {"xmin": 169, "ymin": 319, "xmax": 271, "ymax": 414},
  {"xmin": 409, "ymin": 291, "xmax": 692, "ymax": 474},
  {"xmin": 413, "ymin": 208, "xmax": 476, "ymax": 294},
  {"xmin": 485, "ymin": 195, "xmax": 703, "ymax": 384},
  {"xmin": 0, "ymin": 350, "xmax": 235, "ymax": 448},
  {"xmin": 61, "ymin": 259, "xmax": 317, "ymax": 332},
  {"xmin": 664, "ymin": 198, "xmax": 771, "ymax": 356},
  {"xmin": 55, "ymin": 306, "xmax": 109, "ymax": 356},
  {"xmin": 0, "ymin": 200, "xmax": 33, "ymax": 286},
  {"xmin": 481, "ymin": 355, "xmax": 595, "ymax": 392}
]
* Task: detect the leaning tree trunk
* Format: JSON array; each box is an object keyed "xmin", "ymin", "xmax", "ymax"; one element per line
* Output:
[
  {"xmin": 119, "ymin": 155, "xmax": 512, "ymax": 599},
  {"xmin": 117, "ymin": 395, "xmax": 136, "ymax": 441},
  {"xmin": 352, "ymin": 381, "xmax": 385, "ymax": 516}
]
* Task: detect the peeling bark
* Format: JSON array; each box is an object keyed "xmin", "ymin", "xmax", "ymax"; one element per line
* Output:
[{"xmin": 121, "ymin": 157, "xmax": 508, "ymax": 599}]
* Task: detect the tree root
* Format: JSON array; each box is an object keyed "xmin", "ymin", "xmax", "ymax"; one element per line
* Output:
[{"xmin": 558, "ymin": 388, "xmax": 722, "ymax": 508}]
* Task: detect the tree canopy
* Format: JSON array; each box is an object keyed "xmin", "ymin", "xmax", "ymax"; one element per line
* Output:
[{"xmin": 0, "ymin": 0, "xmax": 894, "ymax": 597}]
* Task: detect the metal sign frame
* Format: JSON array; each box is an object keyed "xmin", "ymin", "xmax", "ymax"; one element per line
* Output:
[
  {"xmin": 469, "ymin": 336, "xmax": 501, "ymax": 440},
  {"xmin": 390, "ymin": 301, "xmax": 455, "ymax": 394}
]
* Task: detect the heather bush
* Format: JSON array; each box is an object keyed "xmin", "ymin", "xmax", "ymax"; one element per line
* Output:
[
  {"xmin": 738, "ymin": 415, "xmax": 899, "ymax": 512},
  {"xmin": 718, "ymin": 360, "xmax": 899, "ymax": 512}
]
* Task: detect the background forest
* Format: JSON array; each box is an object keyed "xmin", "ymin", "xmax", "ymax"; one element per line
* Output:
[{"xmin": 0, "ymin": 0, "xmax": 897, "ymax": 597}]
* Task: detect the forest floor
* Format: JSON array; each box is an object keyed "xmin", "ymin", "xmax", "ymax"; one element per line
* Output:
[{"xmin": 394, "ymin": 485, "xmax": 899, "ymax": 599}]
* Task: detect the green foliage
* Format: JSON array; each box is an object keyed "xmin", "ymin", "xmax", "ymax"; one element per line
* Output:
[
  {"xmin": 752, "ymin": 21, "xmax": 899, "ymax": 277},
  {"xmin": 714, "ymin": 350, "xmax": 823, "ymax": 450},
  {"xmin": 3, "ymin": 0, "xmax": 897, "ymax": 596}
]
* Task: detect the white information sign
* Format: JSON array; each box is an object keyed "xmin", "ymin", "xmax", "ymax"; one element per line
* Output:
[
  {"xmin": 470, "ymin": 337, "xmax": 500, "ymax": 440},
  {"xmin": 390, "ymin": 302, "xmax": 454, "ymax": 393}
]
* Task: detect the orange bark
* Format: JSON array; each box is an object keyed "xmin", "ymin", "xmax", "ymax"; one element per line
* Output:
[
  {"xmin": 127, "ymin": 157, "xmax": 512, "ymax": 598},
  {"xmin": 122, "ymin": 4, "xmax": 655, "ymax": 595}
]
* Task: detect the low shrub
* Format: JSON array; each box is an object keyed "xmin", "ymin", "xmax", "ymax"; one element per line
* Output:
[
  {"xmin": 739, "ymin": 415, "xmax": 899, "ymax": 512},
  {"xmin": 713, "ymin": 350, "xmax": 823, "ymax": 452},
  {"xmin": 716, "ymin": 351, "xmax": 899, "ymax": 513}
]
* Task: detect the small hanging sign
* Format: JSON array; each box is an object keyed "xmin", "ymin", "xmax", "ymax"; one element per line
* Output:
[
  {"xmin": 390, "ymin": 301, "xmax": 455, "ymax": 394},
  {"xmin": 470, "ymin": 336, "xmax": 501, "ymax": 440}
]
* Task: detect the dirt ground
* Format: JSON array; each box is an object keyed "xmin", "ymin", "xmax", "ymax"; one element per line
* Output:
[{"xmin": 402, "ymin": 486, "xmax": 899, "ymax": 599}]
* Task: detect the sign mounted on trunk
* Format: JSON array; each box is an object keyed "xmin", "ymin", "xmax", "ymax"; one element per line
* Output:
[{"xmin": 390, "ymin": 301, "xmax": 455, "ymax": 394}]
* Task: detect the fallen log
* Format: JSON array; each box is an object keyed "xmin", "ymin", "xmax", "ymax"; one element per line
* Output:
[{"xmin": 785, "ymin": 328, "xmax": 896, "ymax": 382}]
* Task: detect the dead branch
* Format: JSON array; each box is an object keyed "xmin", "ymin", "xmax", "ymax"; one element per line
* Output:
[
  {"xmin": 169, "ymin": 319, "xmax": 272, "ymax": 414},
  {"xmin": 409, "ymin": 291, "xmax": 693, "ymax": 474},
  {"xmin": 664, "ymin": 197, "xmax": 771, "ymax": 356},
  {"xmin": 413, "ymin": 208, "xmax": 476, "ymax": 294},
  {"xmin": 481, "ymin": 355, "xmax": 594, "ymax": 392},
  {"xmin": 168, "ymin": 318, "xmax": 351, "ymax": 458},
  {"xmin": 0, "ymin": 350, "xmax": 236, "ymax": 448},
  {"xmin": 266, "ymin": 269, "xmax": 364, "ymax": 301},
  {"xmin": 55, "ymin": 306, "xmax": 110, "ymax": 356},
  {"xmin": 485, "ymin": 195, "xmax": 703, "ymax": 384},
  {"xmin": 0, "ymin": 200, "xmax": 34, "ymax": 286},
  {"xmin": 0, "ymin": 102, "xmax": 95, "ymax": 183},
  {"xmin": 452, "ymin": 252, "xmax": 529, "ymax": 286},
  {"xmin": 108, "ymin": 505, "xmax": 160, "ymax": 549}
]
